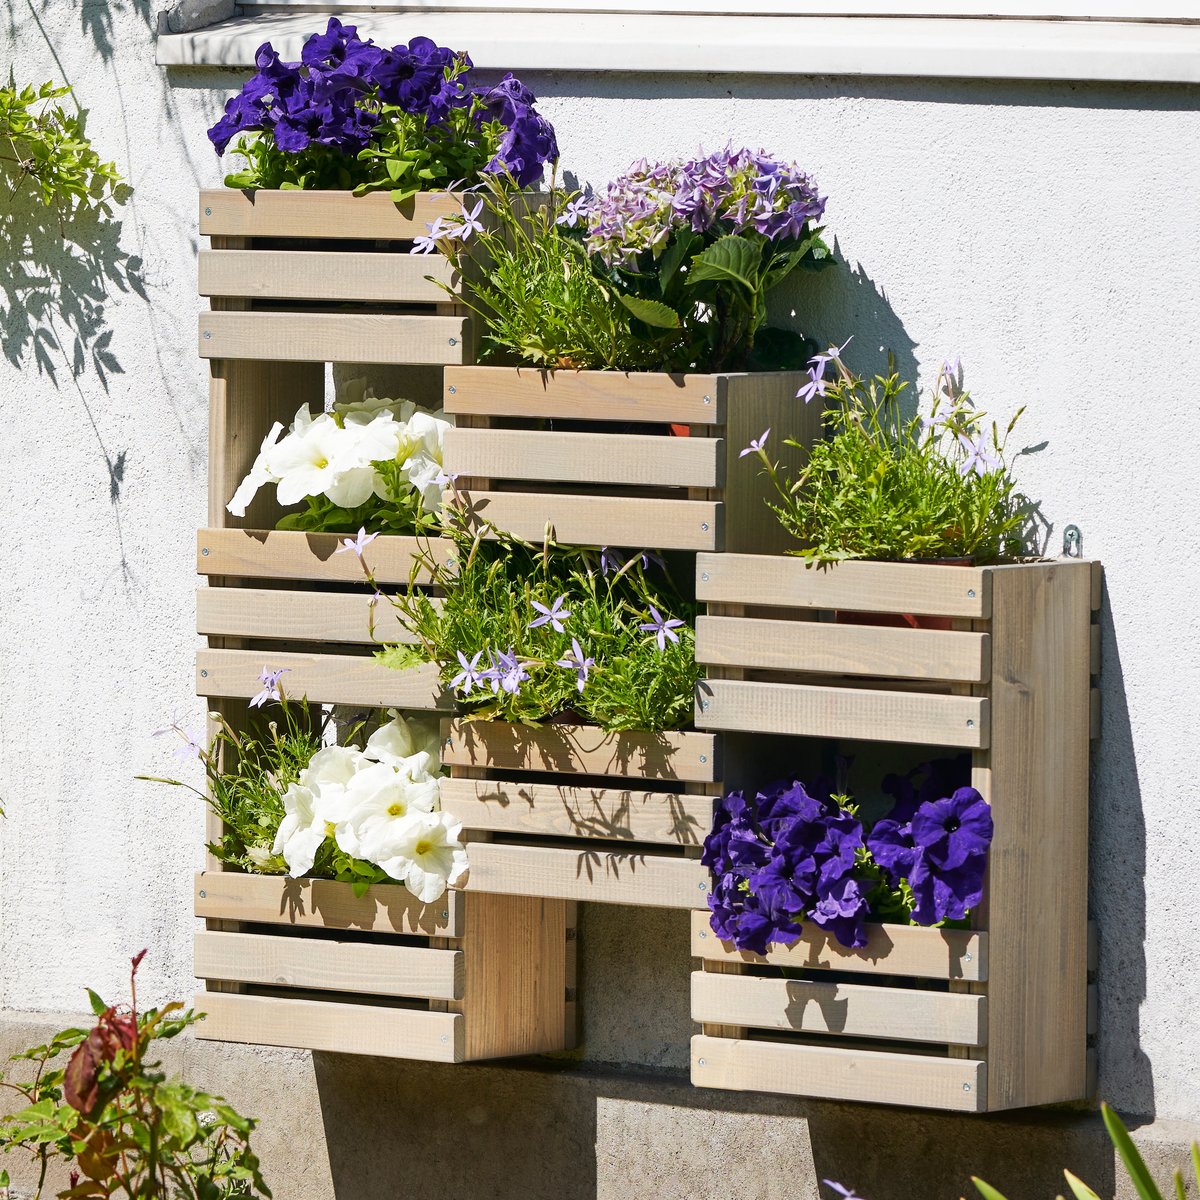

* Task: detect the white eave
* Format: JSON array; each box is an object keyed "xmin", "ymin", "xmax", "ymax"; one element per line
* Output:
[{"xmin": 155, "ymin": 9, "xmax": 1200, "ymax": 83}]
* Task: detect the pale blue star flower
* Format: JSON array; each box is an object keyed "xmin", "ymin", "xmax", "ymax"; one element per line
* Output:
[
  {"xmin": 739, "ymin": 427, "xmax": 771, "ymax": 458},
  {"xmin": 529, "ymin": 594, "xmax": 572, "ymax": 633},
  {"xmin": 334, "ymin": 526, "xmax": 378, "ymax": 562},
  {"xmin": 639, "ymin": 605, "xmax": 685, "ymax": 651},
  {"xmin": 555, "ymin": 638, "xmax": 595, "ymax": 693},
  {"xmin": 451, "ymin": 650, "xmax": 486, "ymax": 695},
  {"xmin": 958, "ymin": 434, "xmax": 1001, "ymax": 477},
  {"xmin": 249, "ymin": 666, "xmax": 290, "ymax": 709}
]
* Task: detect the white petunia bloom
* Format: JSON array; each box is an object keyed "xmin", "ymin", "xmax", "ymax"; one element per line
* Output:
[
  {"xmin": 375, "ymin": 810, "xmax": 469, "ymax": 903},
  {"xmin": 364, "ymin": 710, "xmax": 442, "ymax": 779},
  {"xmin": 226, "ymin": 421, "xmax": 284, "ymax": 518},
  {"xmin": 299, "ymin": 744, "xmax": 367, "ymax": 804},
  {"xmin": 267, "ymin": 412, "xmax": 352, "ymax": 506},
  {"xmin": 403, "ymin": 409, "xmax": 456, "ymax": 508},
  {"xmin": 335, "ymin": 763, "xmax": 440, "ymax": 860},
  {"xmin": 271, "ymin": 783, "xmax": 349, "ymax": 877}
]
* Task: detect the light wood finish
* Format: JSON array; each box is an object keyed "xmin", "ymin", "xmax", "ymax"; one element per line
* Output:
[
  {"xmin": 982, "ymin": 559, "xmax": 1092, "ymax": 1110},
  {"xmin": 441, "ymin": 720, "xmax": 719, "ymax": 783},
  {"xmin": 199, "ymin": 249, "xmax": 460, "ymax": 303},
  {"xmin": 696, "ymin": 615, "xmax": 991, "ymax": 682},
  {"xmin": 200, "ymin": 188, "xmax": 464, "ymax": 240},
  {"xmin": 199, "ymin": 311, "xmax": 472, "ymax": 365},
  {"xmin": 196, "ymin": 587, "xmax": 421, "ymax": 644},
  {"xmin": 696, "ymin": 678, "xmax": 989, "ymax": 748},
  {"xmin": 195, "ymin": 991, "xmax": 463, "ymax": 1062},
  {"xmin": 443, "ymin": 427, "xmax": 724, "ymax": 489},
  {"xmin": 439, "ymin": 778, "xmax": 712, "ymax": 847},
  {"xmin": 194, "ymin": 930, "xmax": 462, "ymax": 1000},
  {"xmin": 458, "ymin": 490, "xmax": 722, "ymax": 552},
  {"xmin": 194, "ymin": 871, "xmax": 462, "ymax": 936},
  {"xmin": 197, "ymin": 528, "xmax": 453, "ymax": 585},
  {"xmin": 691, "ymin": 971, "xmax": 987, "ymax": 1046},
  {"xmin": 696, "ymin": 553, "xmax": 991, "ymax": 618},
  {"xmin": 691, "ymin": 1035, "xmax": 987, "ymax": 1113},
  {"xmin": 462, "ymin": 842, "xmax": 711, "ymax": 908},
  {"xmin": 690, "ymin": 910, "xmax": 986, "ymax": 981},
  {"xmin": 460, "ymin": 892, "xmax": 566, "ymax": 1060},
  {"xmin": 196, "ymin": 648, "xmax": 448, "ymax": 709}
]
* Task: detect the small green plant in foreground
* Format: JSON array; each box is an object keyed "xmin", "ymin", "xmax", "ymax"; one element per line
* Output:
[{"xmin": 0, "ymin": 951, "xmax": 269, "ymax": 1199}]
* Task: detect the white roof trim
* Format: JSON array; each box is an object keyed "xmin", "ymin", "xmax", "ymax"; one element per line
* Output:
[{"xmin": 156, "ymin": 10, "xmax": 1200, "ymax": 82}]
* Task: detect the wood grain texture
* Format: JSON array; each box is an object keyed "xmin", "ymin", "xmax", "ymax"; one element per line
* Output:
[
  {"xmin": 443, "ymin": 427, "xmax": 724, "ymax": 488},
  {"xmin": 200, "ymin": 188, "xmax": 464, "ymax": 239},
  {"xmin": 197, "ymin": 527, "xmax": 453, "ymax": 584},
  {"xmin": 983, "ymin": 559, "xmax": 1092, "ymax": 1110},
  {"xmin": 439, "ymin": 778, "xmax": 713, "ymax": 847},
  {"xmin": 461, "ymin": 892, "xmax": 565, "ymax": 1059},
  {"xmin": 199, "ymin": 311, "xmax": 471, "ymax": 365},
  {"xmin": 461, "ymin": 842, "xmax": 711, "ymax": 908},
  {"xmin": 691, "ymin": 971, "xmax": 987, "ymax": 1045},
  {"xmin": 197, "ymin": 587, "xmax": 421, "ymax": 644},
  {"xmin": 689, "ymin": 910, "xmax": 986, "ymax": 981},
  {"xmin": 199, "ymin": 249, "xmax": 461, "ymax": 302},
  {"xmin": 695, "ymin": 678, "xmax": 989, "ymax": 748},
  {"xmin": 457, "ymin": 490, "xmax": 722, "ymax": 551},
  {"xmin": 441, "ymin": 720, "xmax": 719, "ymax": 782},
  {"xmin": 691, "ymin": 1035, "xmax": 987, "ymax": 1112},
  {"xmin": 696, "ymin": 553, "xmax": 991, "ymax": 618},
  {"xmin": 194, "ymin": 871, "xmax": 462, "ymax": 936},
  {"xmin": 696, "ymin": 615, "xmax": 991, "ymax": 682},
  {"xmin": 194, "ymin": 991, "xmax": 463, "ymax": 1062},
  {"xmin": 196, "ymin": 648, "xmax": 448, "ymax": 709},
  {"xmin": 194, "ymin": 930, "xmax": 462, "ymax": 999}
]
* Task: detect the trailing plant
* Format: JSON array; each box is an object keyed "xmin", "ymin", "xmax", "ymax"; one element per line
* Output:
[
  {"xmin": 209, "ymin": 20, "xmax": 556, "ymax": 196},
  {"xmin": 703, "ymin": 756, "xmax": 991, "ymax": 953},
  {"xmin": 0, "ymin": 80, "xmax": 123, "ymax": 224},
  {"xmin": 0, "ymin": 951, "xmax": 269, "ymax": 1199},
  {"xmin": 142, "ymin": 694, "xmax": 465, "ymax": 902},
  {"xmin": 374, "ymin": 515, "xmax": 701, "ymax": 732},
  {"xmin": 744, "ymin": 347, "xmax": 1029, "ymax": 563}
]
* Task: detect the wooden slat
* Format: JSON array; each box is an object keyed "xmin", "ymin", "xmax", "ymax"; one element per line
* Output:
[
  {"xmin": 194, "ymin": 872, "xmax": 462, "ymax": 936},
  {"xmin": 197, "ymin": 528, "xmax": 453, "ymax": 585},
  {"xmin": 443, "ymin": 427, "xmax": 724, "ymax": 489},
  {"xmin": 197, "ymin": 587, "xmax": 421, "ymax": 644},
  {"xmin": 696, "ymin": 615, "xmax": 991, "ymax": 682},
  {"xmin": 696, "ymin": 553, "xmax": 991, "ymax": 618},
  {"xmin": 691, "ymin": 1035, "xmax": 987, "ymax": 1112},
  {"xmin": 199, "ymin": 311, "xmax": 471, "ymax": 365},
  {"xmin": 690, "ymin": 911, "xmax": 986, "ymax": 981},
  {"xmin": 691, "ymin": 971, "xmax": 987, "ymax": 1045},
  {"xmin": 442, "ymin": 720, "xmax": 719, "ymax": 783},
  {"xmin": 440, "ymin": 778, "xmax": 712, "ymax": 847},
  {"xmin": 196, "ymin": 648, "xmax": 448, "ymax": 709},
  {"xmin": 444, "ymin": 364, "xmax": 739, "ymax": 424},
  {"xmin": 194, "ymin": 930, "xmax": 463, "ymax": 1000},
  {"xmin": 462, "ymin": 842, "xmax": 711, "ymax": 908},
  {"xmin": 200, "ymin": 188, "xmax": 463, "ymax": 240},
  {"xmin": 696, "ymin": 678, "xmax": 989, "ymax": 748},
  {"xmin": 459, "ymin": 490, "xmax": 722, "ymax": 551},
  {"xmin": 194, "ymin": 991, "xmax": 463, "ymax": 1062},
  {"xmin": 199, "ymin": 249, "xmax": 461, "ymax": 303}
]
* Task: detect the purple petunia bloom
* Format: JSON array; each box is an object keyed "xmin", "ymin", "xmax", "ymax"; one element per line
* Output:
[
  {"xmin": 485, "ymin": 108, "xmax": 559, "ymax": 188},
  {"xmin": 529, "ymin": 594, "xmax": 572, "ymax": 633},
  {"xmin": 639, "ymin": 605, "xmax": 685, "ymax": 651},
  {"xmin": 810, "ymin": 874, "xmax": 870, "ymax": 949},
  {"xmin": 866, "ymin": 818, "xmax": 920, "ymax": 881},
  {"xmin": 555, "ymin": 638, "xmax": 595, "ymax": 694},
  {"xmin": 910, "ymin": 787, "xmax": 993, "ymax": 870},
  {"xmin": 909, "ymin": 852, "xmax": 987, "ymax": 926}
]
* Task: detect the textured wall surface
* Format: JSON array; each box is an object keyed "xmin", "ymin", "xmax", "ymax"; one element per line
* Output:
[{"xmin": 1, "ymin": 3, "xmax": 1198, "ymax": 1195}]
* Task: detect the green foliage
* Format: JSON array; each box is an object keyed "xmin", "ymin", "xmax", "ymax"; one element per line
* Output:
[
  {"xmin": 376, "ymin": 518, "xmax": 701, "ymax": 732},
  {"xmin": 0, "ymin": 81, "xmax": 124, "ymax": 223},
  {"xmin": 0, "ymin": 955, "xmax": 269, "ymax": 1199},
  {"xmin": 275, "ymin": 460, "xmax": 441, "ymax": 536},
  {"xmin": 752, "ymin": 357, "xmax": 1029, "ymax": 564}
]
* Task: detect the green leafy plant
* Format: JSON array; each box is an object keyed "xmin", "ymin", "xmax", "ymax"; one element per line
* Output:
[
  {"xmin": 0, "ymin": 81, "xmax": 123, "ymax": 227},
  {"xmin": 375, "ymin": 515, "xmax": 701, "ymax": 732},
  {"xmin": 0, "ymin": 951, "xmax": 269, "ymax": 1199},
  {"xmin": 747, "ymin": 350, "xmax": 1029, "ymax": 564},
  {"xmin": 971, "ymin": 1102, "xmax": 1200, "ymax": 1200}
]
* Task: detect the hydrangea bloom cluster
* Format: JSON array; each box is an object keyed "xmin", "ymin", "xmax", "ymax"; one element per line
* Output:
[
  {"xmin": 583, "ymin": 146, "xmax": 826, "ymax": 267},
  {"xmin": 208, "ymin": 19, "xmax": 557, "ymax": 187}
]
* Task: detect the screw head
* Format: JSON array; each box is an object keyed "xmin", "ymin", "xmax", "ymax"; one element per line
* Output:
[
  {"xmin": 698, "ymin": 881, "xmax": 707, "ymax": 891},
  {"xmin": 964, "ymin": 952, "xmax": 972, "ymax": 962},
  {"xmin": 701, "ymin": 522, "xmax": 709, "ymax": 532},
  {"xmin": 963, "ymin": 1083, "xmax": 971, "ymax": 1092},
  {"xmin": 201, "ymin": 547, "xmax": 209, "ymax": 556},
  {"xmin": 968, "ymin": 589, "xmax": 976, "ymax": 598},
  {"xmin": 700, "ymin": 754, "xmax": 707, "ymax": 763},
  {"xmin": 203, "ymin": 331, "xmax": 211, "ymax": 339},
  {"xmin": 201, "ymin": 670, "xmax": 208, "ymax": 677},
  {"xmin": 448, "ymin": 337, "xmax": 457, "ymax": 346},
  {"xmin": 199, "ymin": 890, "xmax": 206, "ymax": 898},
  {"xmin": 449, "ymin": 385, "xmax": 457, "ymax": 393},
  {"xmin": 703, "ymin": 395, "xmax": 711, "ymax": 405},
  {"xmin": 200, "ymin": 1015, "xmax": 206, "ymax": 1021},
  {"xmin": 701, "ymin": 700, "xmax": 709, "ymax": 710},
  {"xmin": 701, "ymin": 572, "xmax": 709, "ymax": 581},
  {"xmin": 698, "ymin": 1058, "xmax": 706, "ymax": 1066},
  {"xmin": 967, "ymin": 719, "xmax": 974, "ymax": 727},
  {"xmin": 205, "ymin": 207, "xmax": 212, "ymax": 215},
  {"xmin": 442, "ymin": 1035, "xmax": 449, "ymax": 1043},
  {"xmin": 699, "ymin": 930, "xmax": 707, "ymax": 938},
  {"xmin": 442, "ymin": 910, "xmax": 449, "ymax": 918},
  {"xmin": 445, "ymin": 736, "xmax": 453, "ymax": 745}
]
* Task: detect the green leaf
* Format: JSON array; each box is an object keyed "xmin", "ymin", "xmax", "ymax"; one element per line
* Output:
[
  {"xmin": 1063, "ymin": 1169, "xmax": 1103, "ymax": 1200},
  {"xmin": 385, "ymin": 158, "xmax": 406, "ymax": 182},
  {"xmin": 686, "ymin": 235, "xmax": 761, "ymax": 293},
  {"xmin": 351, "ymin": 879, "xmax": 371, "ymax": 899},
  {"xmin": 656, "ymin": 230, "xmax": 696, "ymax": 293},
  {"xmin": 86, "ymin": 988, "xmax": 108, "ymax": 1016},
  {"xmin": 971, "ymin": 1178, "xmax": 1010, "ymax": 1200},
  {"xmin": 1103, "ymin": 1103, "xmax": 1165, "ymax": 1200},
  {"xmin": 746, "ymin": 326, "xmax": 816, "ymax": 372},
  {"xmin": 616, "ymin": 293, "xmax": 682, "ymax": 330}
]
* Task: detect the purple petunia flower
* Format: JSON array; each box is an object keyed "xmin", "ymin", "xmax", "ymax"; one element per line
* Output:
[
  {"xmin": 866, "ymin": 818, "xmax": 920, "ymax": 881},
  {"xmin": 554, "ymin": 638, "xmax": 595, "ymax": 694},
  {"xmin": 639, "ymin": 605, "xmax": 685, "ymax": 651},
  {"xmin": 909, "ymin": 787, "xmax": 993, "ymax": 871},
  {"xmin": 909, "ymin": 852, "xmax": 987, "ymax": 925},
  {"xmin": 809, "ymin": 874, "xmax": 870, "ymax": 949},
  {"xmin": 529, "ymin": 594, "xmax": 572, "ymax": 633},
  {"xmin": 249, "ymin": 666, "xmax": 290, "ymax": 709}
]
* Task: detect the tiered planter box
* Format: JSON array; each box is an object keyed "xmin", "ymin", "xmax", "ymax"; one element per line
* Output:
[
  {"xmin": 689, "ymin": 553, "xmax": 1101, "ymax": 1112},
  {"xmin": 194, "ymin": 189, "xmax": 569, "ymax": 1061},
  {"xmin": 440, "ymin": 366, "xmax": 821, "ymax": 552}
]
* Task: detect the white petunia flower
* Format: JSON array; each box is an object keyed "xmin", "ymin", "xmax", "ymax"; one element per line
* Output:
[
  {"xmin": 299, "ymin": 744, "xmax": 367, "ymax": 804},
  {"xmin": 271, "ymin": 783, "xmax": 347, "ymax": 877},
  {"xmin": 335, "ymin": 763, "xmax": 440, "ymax": 860},
  {"xmin": 226, "ymin": 421, "xmax": 284, "ymax": 518},
  {"xmin": 267, "ymin": 413, "xmax": 352, "ymax": 506},
  {"xmin": 375, "ymin": 810, "xmax": 469, "ymax": 903},
  {"xmin": 403, "ymin": 410, "xmax": 456, "ymax": 508},
  {"xmin": 364, "ymin": 710, "xmax": 442, "ymax": 778}
]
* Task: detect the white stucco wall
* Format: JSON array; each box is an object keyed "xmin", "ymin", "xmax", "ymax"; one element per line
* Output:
[{"xmin": 1, "ymin": 2, "xmax": 1197, "ymax": 1127}]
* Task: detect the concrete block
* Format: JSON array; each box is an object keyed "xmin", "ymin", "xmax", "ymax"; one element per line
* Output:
[{"xmin": 166, "ymin": 0, "xmax": 235, "ymax": 36}]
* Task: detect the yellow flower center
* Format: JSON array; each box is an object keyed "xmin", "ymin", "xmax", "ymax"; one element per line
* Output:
[
  {"xmin": 414, "ymin": 839, "xmax": 433, "ymax": 856},
  {"xmin": 387, "ymin": 803, "xmax": 405, "ymax": 817},
  {"xmin": 324, "ymin": 821, "xmax": 337, "ymax": 837}
]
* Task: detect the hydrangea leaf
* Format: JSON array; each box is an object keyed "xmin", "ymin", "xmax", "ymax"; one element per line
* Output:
[
  {"xmin": 686, "ymin": 235, "xmax": 760, "ymax": 293},
  {"xmin": 616, "ymin": 293, "xmax": 682, "ymax": 330}
]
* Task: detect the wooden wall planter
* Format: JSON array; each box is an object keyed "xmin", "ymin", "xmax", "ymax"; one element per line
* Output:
[
  {"xmin": 689, "ymin": 553, "xmax": 1101, "ymax": 1112},
  {"xmin": 439, "ymin": 719, "xmax": 715, "ymax": 909},
  {"xmin": 441, "ymin": 366, "xmax": 821, "ymax": 553}
]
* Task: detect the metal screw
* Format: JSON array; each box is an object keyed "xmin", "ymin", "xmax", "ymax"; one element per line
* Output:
[
  {"xmin": 963, "ymin": 1083, "xmax": 971, "ymax": 1092},
  {"xmin": 203, "ymin": 331, "xmax": 211, "ymax": 339},
  {"xmin": 701, "ymin": 700, "xmax": 709, "ymax": 710},
  {"xmin": 699, "ymin": 1058, "xmax": 706, "ymax": 1066},
  {"xmin": 442, "ymin": 1035, "xmax": 449, "ymax": 1043},
  {"xmin": 964, "ymin": 952, "xmax": 972, "ymax": 962},
  {"xmin": 698, "ymin": 882, "xmax": 707, "ymax": 892},
  {"xmin": 199, "ymin": 890, "xmax": 206, "ymax": 898},
  {"xmin": 701, "ymin": 572, "xmax": 709, "ymax": 581},
  {"xmin": 449, "ymin": 385, "xmax": 457, "ymax": 393},
  {"xmin": 201, "ymin": 548, "xmax": 209, "ymax": 556},
  {"xmin": 1063, "ymin": 524, "xmax": 1083, "ymax": 558},
  {"xmin": 700, "ymin": 755, "xmax": 707, "ymax": 763},
  {"xmin": 701, "ymin": 523, "xmax": 709, "ymax": 531},
  {"xmin": 968, "ymin": 589, "xmax": 975, "ymax": 598},
  {"xmin": 446, "ymin": 736, "xmax": 453, "ymax": 745},
  {"xmin": 699, "ymin": 930, "xmax": 707, "ymax": 938},
  {"xmin": 702, "ymin": 395, "xmax": 711, "ymax": 405},
  {"xmin": 200, "ymin": 1015, "xmax": 206, "ymax": 1021},
  {"xmin": 205, "ymin": 207, "xmax": 212, "ymax": 215},
  {"xmin": 442, "ymin": 910, "xmax": 449, "ymax": 918},
  {"xmin": 967, "ymin": 719, "xmax": 974, "ymax": 727},
  {"xmin": 448, "ymin": 337, "xmax": 457, "ymax": 346},
  {"xmin": 201, "ymin": 670, "xmax": 208, "ymax": 677}
]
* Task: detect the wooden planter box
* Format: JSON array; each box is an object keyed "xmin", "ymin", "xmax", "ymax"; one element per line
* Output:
[
  {"xmin": 440, "ymin": 366, "xmax": 821, "ymax": 553},
  {"xmin": 438, "ymin": 719, "xmax": 716, "ymax": 908},
  {"xmin": 688, "ymin": 554, "xmax": 1101, "ymax": 1112},
  {"xmin": 193, "ymin": 871, "xmax": 568, "ymax": 1061}
]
